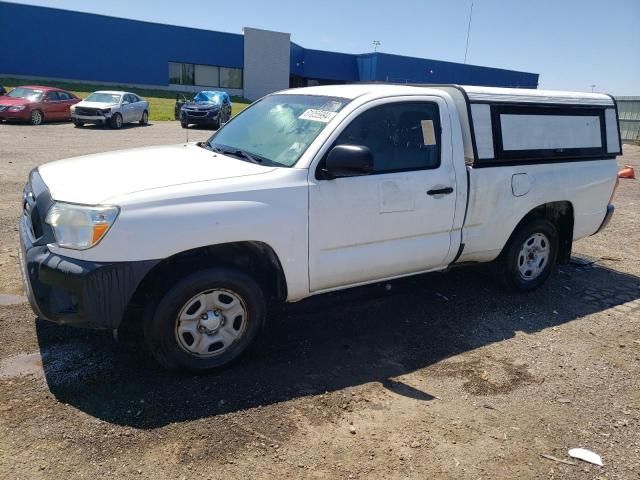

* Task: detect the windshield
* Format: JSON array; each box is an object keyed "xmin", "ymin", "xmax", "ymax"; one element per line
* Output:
[
  {"xmin": 207, "ymin": 94, "xmax": 349, "ymax": 167},
  {"xmin": 193, "ymin": 91, "xmax": 222, "ymax": 103},
  {"xmin": 85, "ymin": 92, "xmax": 121, "ymax": 103},
  {"xmin": 7, "ymin": 87, "xmax": 43, "ymax": 101}
]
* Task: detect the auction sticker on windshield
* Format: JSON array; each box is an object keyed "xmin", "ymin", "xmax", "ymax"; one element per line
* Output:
[{"xmin": 299, "ymin": 109, "xmax": 338, "ymax": 123}]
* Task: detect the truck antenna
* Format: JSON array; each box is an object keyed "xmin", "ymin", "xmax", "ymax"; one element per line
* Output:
[{"xmin": 464, "ymin": 1, "xmax": 474, "ymax": 64}]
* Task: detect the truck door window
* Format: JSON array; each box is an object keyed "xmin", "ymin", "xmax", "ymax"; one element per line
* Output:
[{"xmin": 334, "ymin": 102, "xmax": 441, "ymax": 174}]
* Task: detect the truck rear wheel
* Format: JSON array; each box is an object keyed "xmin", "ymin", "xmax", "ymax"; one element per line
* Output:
[
  {"xmin": 144, "ymin": 267, "xmax": 266, "ymax": 371},
  {"xmin": 492, "ymin": 218, "xmax": 559, "ymax": 292}
]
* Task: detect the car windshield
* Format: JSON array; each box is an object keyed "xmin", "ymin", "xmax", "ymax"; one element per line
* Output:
[
  {"xmin": 7, "ymin": 87, "xmax": 43, "ymax": 101},
  {"xmin": 85, "ymin": 92, "xmax": 121, "ymax": 103},
  {"xmin": 207, "ymin": 94, "xmax": 349, "ymax": 167},
  {"xmin": 194, "ymin": 91, "xmax": 222, "ymax": 103}
]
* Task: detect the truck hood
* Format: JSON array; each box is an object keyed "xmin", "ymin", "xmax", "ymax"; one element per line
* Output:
[{"xmin": 38, "ymin": 144, "xmax": 276, "ymax": 204}]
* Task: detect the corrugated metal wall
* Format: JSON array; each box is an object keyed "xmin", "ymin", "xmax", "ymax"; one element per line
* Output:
[
  {"xmin": 359, "ymin": 52, "xmax": 539, "ymax": 88},
  {"xmin": 0, "ymin": 1, "xmax": 540, "ymax": 92},
  {"xmin": 616, "ymin": 97, "xmax": 640, "ymax": 142},
  {"xmin": 0, "ymin": 2, "xmax": 244, "ymax": 86}
]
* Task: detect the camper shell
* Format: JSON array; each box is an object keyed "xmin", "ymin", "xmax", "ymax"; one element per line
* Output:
[{"xmin": 432, "ymin": 85, "xmax": 622, "ymax": 166}]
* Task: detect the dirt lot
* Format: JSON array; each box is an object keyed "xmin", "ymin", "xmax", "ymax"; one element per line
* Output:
[{"xmin": 0, "ymin": 121, "xmax": 638, "ymax": 479}]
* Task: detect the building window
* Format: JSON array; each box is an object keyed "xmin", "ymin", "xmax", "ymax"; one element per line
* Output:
[
  {"xmin": 195, "ymin": 65, "xmax": 219, "ymax": 87},
  {"xmin": 169, "ymin": 62, "xmax": 194, "ymax": 86},
  {"xmin": 220, "ymin": 67, "xmax": 243, "ymax": 89},
  {"xmin": 169, "ymin": 62, "xmax": 243, "ymax": 89}
]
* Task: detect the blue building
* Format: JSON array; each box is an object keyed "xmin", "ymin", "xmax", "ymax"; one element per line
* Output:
[{"xmin": 0, "ymin": 1, "xmax": 539, "ymax": 100}]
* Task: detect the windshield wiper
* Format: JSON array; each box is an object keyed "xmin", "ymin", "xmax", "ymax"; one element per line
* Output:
[{"xmin": 211, "ymin": 145, "xmax": 268, "ymax": 165}]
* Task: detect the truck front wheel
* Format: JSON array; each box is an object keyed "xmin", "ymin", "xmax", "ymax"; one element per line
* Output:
[
  {"xmin": 144, "ymin": 268, "xmax": 266, "ymax": 371},
  {"xmin": 492, "ymin": 218, "xmax": 559, "ymax": 292}
]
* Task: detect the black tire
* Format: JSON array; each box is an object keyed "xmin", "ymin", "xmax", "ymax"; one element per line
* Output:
[
  {"xmin": 491, "ymin": 218, "xmax": 559, "ymax": 292},
  {"xmin": 144, "ymin": 267, "xmax": 266, "ymax": 372},
  {"xmin": 139, "ymin": 110, "xmax": 149, "ymax": 125},
  {"xmin": 180, "ymin": 119, "xmax": 188, "ymax": 128},
  {"xmin": 110, "ymin": 113, "xmax": 123, "ymax": 129},
  {"xmin": 73, "ymin": 120, "xmax": 84, "ymax": 128},
  {"xmin": 30, "ymin": 109, "xmax": 43, "ymax": 126},
  {"xmin": 211, "ymin": 119, "xmax": 220, "ymax": 130}
]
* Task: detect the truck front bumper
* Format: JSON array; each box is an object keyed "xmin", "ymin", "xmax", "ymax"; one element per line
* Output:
[{"xmin": 19, "ymin": 217, "xmax": 158, "ymax": 329}]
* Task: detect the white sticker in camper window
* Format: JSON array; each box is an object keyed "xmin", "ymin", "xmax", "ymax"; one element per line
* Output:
[
  {"xmin": 299, "ymin": 109, "xmax": 338, "ymax": 123},
  {"xmin": 421, "ymin": 120, "xmax": 437, "ymax": 145}
]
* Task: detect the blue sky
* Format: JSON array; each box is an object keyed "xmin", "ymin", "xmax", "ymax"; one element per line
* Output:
[{"xmin": 9, "ymin": 0, "xmax": 640, "ymax": 95}]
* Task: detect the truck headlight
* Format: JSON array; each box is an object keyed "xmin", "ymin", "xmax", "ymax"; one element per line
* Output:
[{"xmin": 45, "ymin": 203, "xmax": 119, "ymax": 250}]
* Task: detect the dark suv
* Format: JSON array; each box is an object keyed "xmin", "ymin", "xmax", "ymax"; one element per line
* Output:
[{"xmin": 178, "ymin": 91, "xmax": 232, "ymax": 129}]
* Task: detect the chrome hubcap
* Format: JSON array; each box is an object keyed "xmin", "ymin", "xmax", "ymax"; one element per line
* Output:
[
  {"xmin": 32, "ymin": 111, "xmax": 42, "ymax": 124},
  {"xmin": 517, "ymin": 233, "xmax": 550, "ymax": 280},
  {"xmin": 175, "ymin": 289, "xmax": 247, "ymax": 357}
]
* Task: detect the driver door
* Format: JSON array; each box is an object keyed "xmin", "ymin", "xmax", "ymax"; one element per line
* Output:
[{"xmin": 308, "ymin": 97, "xmax": 457, "ymax": 292}]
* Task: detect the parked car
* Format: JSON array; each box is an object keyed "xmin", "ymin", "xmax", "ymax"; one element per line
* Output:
[
  {"xmin": 0, "ymin": 85, "xmax": 6, "ymax": 96},
  {"xmin": 71, "ymin": 91, "xmax": 149, "ymax": 129},
  {"xmin": 179, "ymin": 90, "xmax": 232, "ymax": 129},
  {"xmin": 19, "ymin": 84, "xmax": 621, "ymax": 372},
  {"xmin": 0, "ymin": 85, "xmax": 80, "ymax": 125}
]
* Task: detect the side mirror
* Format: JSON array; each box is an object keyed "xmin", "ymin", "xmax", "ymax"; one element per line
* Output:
[{"xmin": 323, "ymin": 145, "xmax": 373, "ymax": 179}]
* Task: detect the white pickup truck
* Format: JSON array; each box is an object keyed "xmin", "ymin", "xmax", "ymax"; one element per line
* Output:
[{"xmin": 19, "ymin": 84, "xmax": 622, "ymax": 371}]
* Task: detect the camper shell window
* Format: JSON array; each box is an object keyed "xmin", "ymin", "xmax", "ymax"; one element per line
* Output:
[
  {"xmin": 468, "ymin": 102, "xmax": 621, "ymax": 166},
  {"xmin": 491, "ymin": 104, "xmax": 607, "ymax": 163}
]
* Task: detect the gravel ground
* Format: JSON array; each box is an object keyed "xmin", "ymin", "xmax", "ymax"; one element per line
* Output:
[{"xmin": 0, "ymin": 121, "xmax": 638, "ymax": 479}]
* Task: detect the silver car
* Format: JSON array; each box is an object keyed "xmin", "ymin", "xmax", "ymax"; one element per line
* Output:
[{"xmin": 70, "ymin": 90, "xmax": 149, "ymax": 129}]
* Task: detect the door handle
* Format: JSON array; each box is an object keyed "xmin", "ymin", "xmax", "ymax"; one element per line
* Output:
[{"xmin": 427, "ymin": 187, "xmax": 454, "ymax": 196}]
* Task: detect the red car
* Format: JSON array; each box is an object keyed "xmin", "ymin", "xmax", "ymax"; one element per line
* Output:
[{"xmin": 0, "ymin": 85, "xmax": 81, "ymax": 125}]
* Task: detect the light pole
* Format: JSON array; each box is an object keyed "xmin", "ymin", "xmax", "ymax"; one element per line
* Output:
[
  {"xmin": 464, "ymin": 1, "xmax": 474, "ymax": 64},
  {"xmin": 373, "ymin": 40, "xmax": 381, "ymax": 52},
  {"xmin": 591, "ymin": 84, "xmax": 596, "ymax": 92}
]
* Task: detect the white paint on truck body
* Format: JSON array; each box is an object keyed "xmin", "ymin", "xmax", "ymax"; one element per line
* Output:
[{"xmin": 37, "ymin": 84, "xmax": 620, "ymax": 302}]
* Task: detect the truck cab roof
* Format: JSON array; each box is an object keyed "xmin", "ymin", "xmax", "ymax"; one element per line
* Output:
[{"xmin": 279, "ymin": 83, "xmax": 615, "ymax": 106}]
